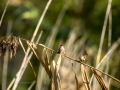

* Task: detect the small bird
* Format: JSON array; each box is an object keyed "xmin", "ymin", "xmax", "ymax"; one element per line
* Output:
[
  {"xmin": 79, "ymin": 54, "xmax": 88, "ymax": 62},
  {"xmin": 57, "ymin": 45, "xmax": 65, "ymax": 55}
]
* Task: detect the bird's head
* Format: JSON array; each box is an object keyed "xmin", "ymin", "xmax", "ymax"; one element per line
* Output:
[
  {"xmin": 60, "ymin": 45, "xmax": 63, "ymax": 46},
  {"xmin": 79, "ymin": 56, "xmax": 84, "ymax": 60}
]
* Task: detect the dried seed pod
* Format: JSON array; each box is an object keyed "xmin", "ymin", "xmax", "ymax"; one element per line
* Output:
[{"xmin": 0, "ymin": 36, "xmax": 19, "ymax": 58}]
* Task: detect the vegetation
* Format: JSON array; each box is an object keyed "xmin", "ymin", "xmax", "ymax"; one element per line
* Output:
[{"xmin": 0, "ymin": 0, "xmax": 120, "ymax": 90}]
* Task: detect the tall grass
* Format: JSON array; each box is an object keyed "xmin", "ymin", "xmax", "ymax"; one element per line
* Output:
[{"xmin": 1, "ymin": 0, "xmax": 120, "ymax": 90}]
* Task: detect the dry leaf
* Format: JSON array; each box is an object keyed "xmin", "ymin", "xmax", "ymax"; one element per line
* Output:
[
  {"xmin": 43, "ymin": 48, "xmax": 52, "ymax": 80},
  {"xmin": 27, "ymin": 42, "xmax": 52, "ymax": 80},
  {"xmin": 91, "ymin": 68, "xmax": 108, "ymax": 90}
]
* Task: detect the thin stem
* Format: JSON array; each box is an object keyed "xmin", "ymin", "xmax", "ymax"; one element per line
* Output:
[
  {"xmin": 18, "ymin": 37, "xmax": 120, "ymax": 84},
  {"xmin": 12, "ymin": 0, "xmax": 51, "ymax": 89},
  {"xmin": 105, "ymin": 0, "xmax": 112, "ymax": 84},
  {"xmin": 2, "ymin": 20, "xmax": 12, "ymax": 90},
  {"xmin": 28, "ymin": 80, "xmax": 36, "ymax": 90},
  {"xmin": 0, "ymin": 0, "xmax": 10, "ymax": 27}
]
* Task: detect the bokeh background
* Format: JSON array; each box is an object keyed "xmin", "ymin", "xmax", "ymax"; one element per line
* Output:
[{"xmin": 0, "ymin": 0, "xmax": 120, "ymax": 90}]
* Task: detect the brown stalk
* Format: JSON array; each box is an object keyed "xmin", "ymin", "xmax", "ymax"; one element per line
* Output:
[
  {"xmin": 94, "ymin": 0, "xmax": 112, "ymax": 89},
  {"xmin": 105, "ymin": 0, "xmax": 112, "ymax": 84},
  {"xmin": 43, "ymin": 48, "xmax": 53, "ymax": 81},
  {"xmin": 0, "ymin": 0, "xmax": 10, "ymax": 27},
  {"xmin": 8, "ymin": 37, "xmax": 120, "ymax": 86},
  {"xmin": 27, "ymin": 42, "xmax": 46, "ymax": 71},
  {"xmin": 27, "ymin": 42, "xmax": 53, "ymax": 80},
  {"xmin": 28, "ymin": 80, "xmax": 36, "ymax": 90},
  {"xmin": 12, "ymin": 0, "xmax": 51, "ymax": 88},
  {"xmin": 90, "ymin": 38, "xmax": 120, "ymax": 85},
  {"xmin": 2, "ymin": 20, "xmax": 12, "ymax": 90},
  {"xmin": 19, "ymin": 39, "xmax": 36, "ymax": 77},
  {"xmin": 18, "ymin": 37, "xmax": 120, "ymax": 84},
  {"xmin": 31, "ymin": 42, "xmax": 46, "ymax": 68},
  {"xmin": 80, "ymin": 64, "xmax": 91, "ymax": 90},
  {"xmin": 49, "ymin": 50, "xmax": 61, "ymax": 90},
  {"xmin": 91, "ymin": 68, "xmax": 108, "ymax": 90},
  {"xmin": 54, "ymin": 55, "xmax": 62, "ymax": 90},
  {"xmin": 7, "ymin": 78, "xmax": 16, "ymax": 90},
  {"xmin": 8, "ymin": 31, "xmax": 42, "ymax": 90},
  {"xmin": 72, "ymin": 63, "xmax": 79, "ymax": 90}
]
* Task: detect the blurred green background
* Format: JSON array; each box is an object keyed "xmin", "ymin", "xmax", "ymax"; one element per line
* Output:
[{"xmin": 0, "ymin": 0, "xmax": 120, "ymax": 90}]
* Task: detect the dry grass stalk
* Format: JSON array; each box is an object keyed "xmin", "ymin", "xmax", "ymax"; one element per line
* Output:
[
  {"xmin": 91, "ymin": 68, "xmax": 108, "ymax": 90},
  {"xmin": 105, "ymin": 0, "xmax": 112, "ymax": 84},
  {"xmin": 27, "ymin": 42, "xmax": 45, "ymax": 67},
  {"xmin": 49, "ymin": 51, "xmax": 56, "ymax": 69},
  {"xmin": 72, "ymin": 63, "xmax": 79, "ymax": 90},
  {"xmin": 25, "ymin": 1, "xmax": 52, "ymax": 89},
  {"xmin": 5, "ymin": 36, "xmax": 120, "ymax": 89},
  {"xmin": 0, "ymin": 0, "xmax": 10, "ymax": 27},
  {"xmin": 90, "ymin": 38, "xmax": 120, "ymax": 85},
  {"xmin": 2, "ymin": 48, "xmax": 9, "ymax": 90},
  {"xmin": 19, "ymin": 39, "xmax": 36, "ymax": 77},
  {"xmin": 2, "ymin": 21, "xmax": 12, "ymax": 90},
  {"xmin": 54, "ymin": 55, "xmax": 62, "ymax": 90},
  {"xmin": 43, "ymin": 48, "xmax": 53, "ymax": 81},
  {"xmin": 27, "ymin": 42, "xmax": 46, "ymax": 68},
  {"xmin": 7, "ymin": 78, "xmax": 16, "ymax": 90},
  {"xmin": 28, "ymin": 80, "xmax": 36, "ymax": 90},
  {"xmin": 27, "ymin": 42, "xmax": 53, "ymax": 80},
  {"xmin": 11, "ymin": 0, "xmax": 52, "ymax": 88},
  {"xmin": 80, "ymin": 64, "xmax": 91, "ymax": 90},
  {"xmin": 93, "ymin": 0, "xmax": 112, "ymax": 88},
  {"xmin": 27, "ymin": 40, "xmax": 120, "ymax": 84},
  {"xmin": 12, "ymin": 37, "xmax": 30, "ymax": 90},
  {"xmin": 52, "ymin": 82, "xmax": 54, "ymax": 90},
  {"xmin": 30, "ymin": 0, "xmax": 52, "ymax": 42},
  {"xmin": 1, "ymin": 36, "xmax": 19, "ymax": 90},
  {"xmin": 94, "ymin": 0, "xmax": 112, "ymax": 88},
  {"xmin": 7, "ymin": 31, "xmax": 42, "ymax": 90},
  {"xmin": 49, "ymin": 50, "xmax": 61, "ymax": 89},
  {"xmin": 17, "ymin": 38, "xmax": 120, "ymax": 84},
  {"xmin": 96, "ymin": 0, "xmax": 112, "ymax": 65}
]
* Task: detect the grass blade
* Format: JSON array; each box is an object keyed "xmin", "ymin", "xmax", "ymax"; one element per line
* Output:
[
  {"xmin": 19, "ymin": 39, "xmax": 36, "ymax": 78},
  {"xmin": 91, "ymin": 68, "xmax": 108, "ymax": 90},
  {"xmin": 49, "ymin": 50, "xmax": 61, "ymax": 89},
  {"xmin": 26, "ymin": 41, "xmax": 46, "ymax": 69},
  {"xmin": 0, "ymin": 0, "xmax": 10, "ymax": 27},
  {"xmin": 2, "ymin": 20, "xmax": 12, "ymax": 90},
  {"xmin": 28, "ymin": 80, "xmax": 36, "ymax": 90},
  {"xmin": 27, "ymin": 42, "xmax": 53, "ymax": 80},
  {"xmin": 90, "ymin": 38, "xmax": 120, "ymax": 85},
  {"xmin": 7, "ymin": 78, "xmax": 16, "ymax": 90},
  {"xmin": 81, "ymin": 64, "xmax": 91, "ymax": 90},
  {"xmin": 54, "ymin": 55, "xmax": 62, "ymax": 90},
  {"xmin": 72, "ymin": 63, "xmax": 79, "ymax": 90},
  {"xmin": 43, "ymin": 48, "xmax": 53, "ymax": 81}
]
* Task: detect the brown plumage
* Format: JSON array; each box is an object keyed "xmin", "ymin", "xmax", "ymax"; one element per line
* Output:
[{"xmin": 79, "ymin": 54, "xmax": 88, "ymax": 62}]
